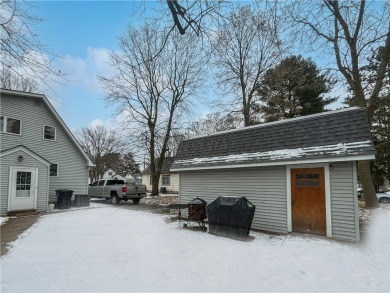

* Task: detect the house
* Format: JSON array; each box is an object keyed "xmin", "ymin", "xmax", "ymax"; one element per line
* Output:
[
  {"xmin": 0, "ymin": 89, "xmax": 94, "ymax": 215},
  {"xmin": 172, "ymin": 107, "xmax": 376, "ymax": 242},
  {"xmin": 142, "ymin": 157, "xmax": 179, "ymax": 193},
  {"xmin": 126, "ymin": 173, "xmax": 142, "ymax": 185}
]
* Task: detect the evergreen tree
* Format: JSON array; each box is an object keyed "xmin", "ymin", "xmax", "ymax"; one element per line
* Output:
[
  {"xmin": 116, "ymin": 152, "xmax": 141, "ymax": 176},
  {"xmin": 256, "ymin": 55, "xmax": 336, "ymax": 122},
  {"xmin": 347, "ymin": 47, "xmax": 390, "ymax": 191}
]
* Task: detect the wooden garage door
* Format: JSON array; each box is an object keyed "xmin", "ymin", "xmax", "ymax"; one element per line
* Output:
[{"xmin": 291, "ymin": 168, "xmax": 326, "ymax": 235}]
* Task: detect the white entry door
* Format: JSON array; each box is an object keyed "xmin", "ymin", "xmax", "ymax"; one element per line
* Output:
[{"xmin": 8, "ymin": 167, "xmax": 38, "ymax": 212}]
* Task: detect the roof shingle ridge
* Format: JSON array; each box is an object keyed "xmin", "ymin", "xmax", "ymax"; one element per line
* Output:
[{"xmin": 186, "ymin": 107, "xmax": 363, "ymax": 141}]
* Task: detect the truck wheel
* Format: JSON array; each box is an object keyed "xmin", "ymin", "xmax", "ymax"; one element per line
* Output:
[
  {"xmin": 132, "ymin": 198, "xmax": 140, "ymax": 204},
  {"xmin": 111, "ymin": 195, "xmax": 120, "ymax": 204}
]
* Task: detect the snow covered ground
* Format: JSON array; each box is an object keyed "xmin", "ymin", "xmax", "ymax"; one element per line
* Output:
[
  {"xmin": 1, "ymin": 204, "xmax": 389, "ymax": 292},
  {"xmin": 0, "ymin": 216, "xmax": 9, "ymax": 226}
]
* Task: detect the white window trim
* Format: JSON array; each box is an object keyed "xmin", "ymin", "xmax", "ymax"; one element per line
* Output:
[
  {"xmin": 0, "ymin": 116, "xmax": 22, "ymax": 136},
  {"xmin": 50, "ymin": 163, "xmax": 59, "ymax": 177},
  {"xmin": 162, "ymin": 175, "xmax": 171, "ymax": 186},
  {"xmin": 286, "ymin": 163, "xmax": 332, "ymax": 238},
  {"xmin": 43, "ymin": 125, "xmax": 56, "ymax": 141}
]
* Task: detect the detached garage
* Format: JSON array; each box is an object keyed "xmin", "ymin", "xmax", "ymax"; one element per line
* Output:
[{"xmin": 172, "ymin": 107, "xmax": 376, "ymax": 242}]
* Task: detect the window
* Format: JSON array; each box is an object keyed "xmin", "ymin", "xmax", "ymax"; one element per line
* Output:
[
  {"xmin": 296, "ymin": 173, "xmax": 320, "ymax": 187},
  {"xmin": 16, "ymin": 172, "xmax": 31, "ymax": 197},
  {"xmin": 162, "ymin": 175, "xmax": 170, "ymax": 186},
  {"xmin": 98, "ymin": 180, "xmax": 105, "ymax": 186},
  {"xmin": 91, "ymin": 181, "xmax": 98, "ymax": 186},
  {"xmin": 106, "ymin": 180, "xmax": 113, "ymax": 186},
  {"xmin": 50, "ymin": 164, "xmax": 58, "ymax": 177},
  {"xmin": 44, "ymin": 125, "xmax": 56, "ymax": 140},
  {"xmin": 0, "ymin": 116, "xmax": 21, "ymax": 134}
]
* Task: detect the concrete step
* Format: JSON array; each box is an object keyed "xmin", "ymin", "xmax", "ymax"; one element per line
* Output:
[{"xmin": 7, "ymin": 210, "xmax": 39, "ymax": 217}]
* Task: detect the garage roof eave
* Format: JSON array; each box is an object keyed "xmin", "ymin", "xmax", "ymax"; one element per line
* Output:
[{"xmin": 171, "ymin": 154, "xmax": 375, "ymax": 172}]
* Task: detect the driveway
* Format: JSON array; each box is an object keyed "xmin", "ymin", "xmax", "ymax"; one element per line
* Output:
[
  {"xmin": 0, "ymin": 196, "xmax": 177, "ymax": 257},
  {"xmin": 89, "ymin": 198, "xmax": 173, "ymax": 213},
  {"xmin": 1, "ymin": 206, "xmax": 389, "ymax": 292}
]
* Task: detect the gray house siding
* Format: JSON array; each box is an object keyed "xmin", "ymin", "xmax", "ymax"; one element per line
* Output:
[
  {"xmin": 0, "ymin": 150, "xmax": 49, "ymax": 215},
  {"xmin": 179, "ymin": 166, "xmax": 287, "ymax": 234},
  {"xmin": 329, "ymin": 162, "xmax": 359, "ymax": 241},
  {"xmin": 179, "ymin": 162, "xmax": 359, "ymax": 241},
  {"xmin": 173, "ymin": 108, "xmax": 371, "ymax": 242},
  {"xmin": 1, "ymin": 92, "xmax": 89, "ymax": 211}
]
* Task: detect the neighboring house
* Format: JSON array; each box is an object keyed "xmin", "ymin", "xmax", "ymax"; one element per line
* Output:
[
  {"xmin": 0, "ymin": 89, "xmax": 94, "ymax": 215},
  {"xmin": 142, "ymin": 157, "xmax": 179, "ymax": 193},
  {"xmin": 126, "ymin": 173, "xmax": 142, "ymax": 185},
  {"xmin": 172, "ymin": 107, "xmax": 376, "ymax": 242},
  {"xmin": 102, "ymin": 169, "xmax": 126, "ymax": 181}
]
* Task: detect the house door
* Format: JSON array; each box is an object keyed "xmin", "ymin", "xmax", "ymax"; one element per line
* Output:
[
  {"xmin": 8, "ymin": 167, "xmax": 37, "ymax": 212},
  {"xmin": 291, "ymin": 167, "xmax": 326, "ymax": 235}
]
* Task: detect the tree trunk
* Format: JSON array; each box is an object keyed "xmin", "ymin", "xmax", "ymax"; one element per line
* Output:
[
  {"xmin": 358, "ymin": 160, "xmax": 379, "ymax": 208},
  {"xmin": 151, "ymin": 174, "xmax": 160, "ymax": 196}
]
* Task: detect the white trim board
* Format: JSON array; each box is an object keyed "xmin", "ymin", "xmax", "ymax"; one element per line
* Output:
[
  {"xmin": 172, "ymin": 155, "xmax": 375, "ymax": 171},
  {"xmin": 352, "ymin": 161, "xmax": 360, "ymax": 242},
  {"xmin": 1, "ymin": 146, "xmax": 51, "ymax": 166}
]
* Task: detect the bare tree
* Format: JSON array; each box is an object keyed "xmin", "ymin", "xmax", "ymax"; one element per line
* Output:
[
  {"xmin": 287, "ymin": 0, "xmax": 390, "ymax": 208},
  {"xmin": 0, "ymin": 0, "xmax": 62, "ymax": 90},
  {"xmin": 213, "ymin": 5, "xmax": 284, "ymax": 126},
  {"xmin": 188, "ymin": 112, "xmax": 240, "ymax": 136},
  {"xmin": 0, "ymin": 66, "xmax": 38, "ymax": 92},
  {"xmin": 165, "ymin": 0, "xmax": 225, "ymax": 36},
  {"xmin": 76, "ymin": 125, "xmax": 126, "ymax": 183},
  {"xmin": 99, "ymin": 24, "xmax": 206, "ymax": 195}
]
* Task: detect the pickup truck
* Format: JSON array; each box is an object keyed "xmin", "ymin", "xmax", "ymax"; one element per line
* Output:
[{"xmin": 88, "ymin": 179, "xmax": 147, "ymax": 204}]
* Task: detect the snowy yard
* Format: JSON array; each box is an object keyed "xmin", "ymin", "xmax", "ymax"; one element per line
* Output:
[{"xmin": 1, "ymin": 204, "xmax": 389, "ymax": 292}]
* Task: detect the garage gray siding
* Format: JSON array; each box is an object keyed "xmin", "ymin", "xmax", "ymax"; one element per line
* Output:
[
  {"xmin": 179, "ymin": 166, "xmax": 287, "ymax": 233},
  {"xmin": 329, "ymin": 162, "xmax": 359, "ymax": 241},
  {"xmin": 1, "ymin": 94, "xmax": 89, "ymax": 205},
  {"xmin": 0, "ymin": 150, "xmax": 49, "ymax": 216}
]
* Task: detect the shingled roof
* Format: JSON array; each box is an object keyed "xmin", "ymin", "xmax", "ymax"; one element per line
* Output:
[{"xmin": 171, "ymin": 107, "xmax": 375, "ymax": 171}]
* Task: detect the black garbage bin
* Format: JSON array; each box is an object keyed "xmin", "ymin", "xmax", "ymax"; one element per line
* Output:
[
  {"xmin": 207, "ymin": 196, "xmax": 256, "ymax": 240},
  {"xmin": 56, "ymin": 189, "xmax": 73, "ymax": 209}
]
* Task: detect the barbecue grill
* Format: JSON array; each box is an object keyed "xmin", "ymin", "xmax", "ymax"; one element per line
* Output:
[
  {"xmin": 185, "ymin": 197, "xmax": 208, "ymax": 231},
  {"xmin": 166, "ymin": 197, "xmax": 208, "ymax": 231},
  {"xmin": 188, "ymin": 197, "xmax": 207, "ymax": 221}
]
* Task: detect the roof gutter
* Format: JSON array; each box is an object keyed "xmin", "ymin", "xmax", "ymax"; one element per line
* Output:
[{"xmin": 171, "ymin": 154, "xmax": 375, "ymax": 172}]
